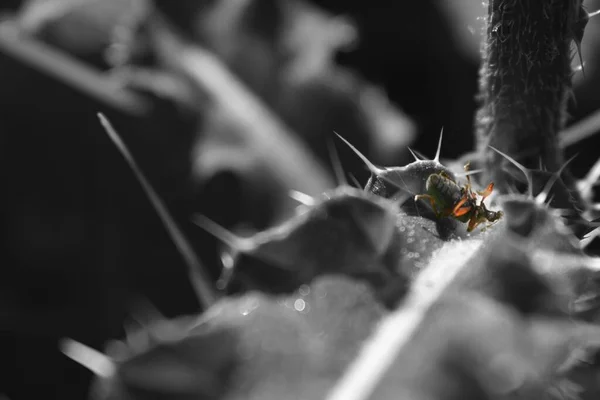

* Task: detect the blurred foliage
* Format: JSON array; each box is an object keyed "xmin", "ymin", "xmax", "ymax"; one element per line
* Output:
[{"xmin": 1, "ymin": 0, "xmax": 600, "ymax": 399}]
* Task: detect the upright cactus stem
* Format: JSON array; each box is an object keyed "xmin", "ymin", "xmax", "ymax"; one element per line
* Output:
[{"xmin": 476, "ymin": 0, "xmax": 584, "ymax": 189}]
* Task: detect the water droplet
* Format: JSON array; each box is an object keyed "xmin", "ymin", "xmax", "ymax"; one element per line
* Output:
[
  {"xmin": 294, "ymin": 299, "xmax": 306, "ymax": 312},
  {"xmin": 299, "ymin": 285, "xmax": 310, "ymax": 296},
  {"xmin": 407, "ymin": 237, "xmax": 414, "ymax": 243},
  {"xmin": 239, "ymin": 297, "xmax": 259, "ymax": 316},
  {"xmin": 399, "ymin": 226, "xmax": 406, "ymax": 232}
]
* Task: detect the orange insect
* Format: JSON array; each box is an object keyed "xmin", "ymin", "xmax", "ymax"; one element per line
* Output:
[{"xmin": 414, "ymin": 162, "xmax": 503, "ymax": 232}]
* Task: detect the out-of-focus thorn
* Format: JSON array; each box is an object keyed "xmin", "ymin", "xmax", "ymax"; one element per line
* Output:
[
  {"xmin": 489, "ymin": 146, "xmax": 534, "ymax": 198},
  {"xmin": 59, "ymin": 338, "xmax": 115, "ymax": 378},
  {"xmin": 534, "ymin": 153, "xmax": 577, "ymax": 206},
  {"xmin": 581, "ymin": 227, "xmax": 600, "ymax": 249},
  {"xmin": 288, "ymin": 189, "xmax": 316, "ymax": 206},
  {"xmin": 559, "ymin": 109, "xmax": 600, "ymax": 148},
  {"xmin": 98, "ymin": 113, "xmax": 218, "ymax": 309},
  {"xmin": 0, "ymin": 22, "xmax": 151, "ymax": 116},
  {"xmin": 192, "ymin": 214, "xmax": 256, "ymax": 253},
  {"xmin": 588, "ymin": 9, "xmax": 600, "ymax": 18},
  {"xmin": 577, "ymin": 157, "xmax": 600, "ymax": 203},
  {"xmin": 433, "ymin": 127, "xmax": 444, "ymax": 163}
]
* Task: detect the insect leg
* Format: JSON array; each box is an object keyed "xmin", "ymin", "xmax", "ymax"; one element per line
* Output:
[
  {"xmin": 414, "ymin": 194, "xmax": 440, "ymax": 216},
  {"xmin": 451, "ymin": 196, "xmax": 469, "ymax": 216},
  {"xmin": 466, "ymin": 215, "xmax": 481, "ymax": 232},
  {"xmin": 477, "ymin": 182, "xmax": 495, "ymax": 204}
]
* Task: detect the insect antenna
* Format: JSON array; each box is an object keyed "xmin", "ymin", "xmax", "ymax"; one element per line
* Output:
[
  {"xmin": 327, "ymin": 135, "xmax": 348, "ymax": 187},
  {"xmin": 552, "ymin": 207, "xmax": 579, "ymax": 219},
  {"xmin": 124, "ymin": 296, "xmax": 187, "ymax": 345},
  {"xmin": 433, "ymin": 127, "xmax": 444, "ymax": 163},
  {"xmin": 288, "ymin": 189, "xmax": 316, "ymax": 206},
  {"xmin": 98, "ymin": 113, "xmax": 217, "ymax": 309},
  {"xmin": 559, "ymin": 106, "xmax": 600, "ymax": 149},
  {"xmin": 215, "ymin": 249, "xmax": 237, "ymax": 290},
  {"xmin": 534, "ymin": 153, "xmax": 578, "ymax": 205},
  {"xmin": 489, "ymin": 146, "xmax": 534, "ymax": 198},
  {"xmin": 60, "ymin": 338, "xmax": 115, "ymax": 378},
  {"xmin": 191, "ymin": 215, "xmax": 256, "ymax": 253},
  {"xmin": 334, "ymin": 132, "xmax": 386, "ymax": 176}
]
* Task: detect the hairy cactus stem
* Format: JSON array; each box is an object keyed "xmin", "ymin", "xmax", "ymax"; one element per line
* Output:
[{"xmin": 475, "ymin": 0, "xmax": 583, "ymax": 191}]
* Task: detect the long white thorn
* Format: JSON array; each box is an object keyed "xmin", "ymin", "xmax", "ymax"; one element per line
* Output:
[
  {"xmin": 433, "ymin": 127, "xmax": 444, "ymax": 163},
  {"xmin": 60, "ymin": 339, "xmax": 115, "ymax": 378},
  {"xmin": 489, "ymin": 146, "xmax": 534, "ymax": 198},
  {"xmin": 192, "ymin": 214, "xmax": 255, "ymax": 253},
  {"xmin": 535, "ymin": 153, "xmax": 578, "ymax": 205},
  {"xmin": 407, "ymin": 147, "xmax": 421, "ymax": 162},
  {"xmin": 578, "ymin": 157, "xmax": 600, "ymax": 197},
  {"xmin": 327, "ymin": 136, "xmax": 348, "ymax": 187},
  {"xmin": 412, "ymin": 149, "xmax": 429, "ymax": 161},
  {"xmin": 335, "ymin": 133, "xmax": 421, "ymax": 197},
  {"xmin": 334, "ymin": 132, "xmax": 385, "ymax": 176},
  {"xmin": 98, "ymin": 113, "xmax": 217, "ymax": 309}
]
